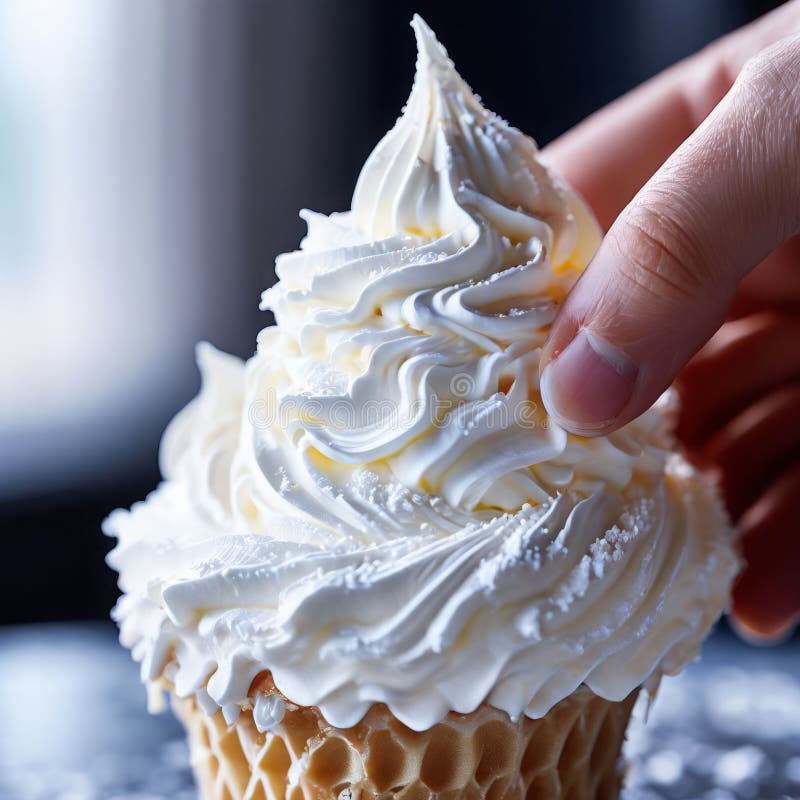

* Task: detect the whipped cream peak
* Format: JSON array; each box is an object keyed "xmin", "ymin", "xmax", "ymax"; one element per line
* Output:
[
  {"xmin": 352, "ymin": 14, "xmax": 586, "ymax": 263},
  {"xmin": 411, "ymin": 14, "xmax": 450, "ymax": 71},
  {"xmin": 107, "ymin": 17, "xmax": 738, "ymax": 732}
]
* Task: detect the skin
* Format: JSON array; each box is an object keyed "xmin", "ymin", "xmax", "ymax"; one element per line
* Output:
[{"xmin": 539, "ymin": 0, "xmax": 800, "ymax": 639}]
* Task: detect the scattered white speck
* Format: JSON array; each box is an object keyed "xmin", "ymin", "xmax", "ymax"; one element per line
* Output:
[
  {"xmin": 713, "ymin": 745, "xmax": 767, "ymax": 788},
  {"xmin": 277, "ymin": 467, "xmax": 296, "ymax": 495},
  {"xmin": 253, "ymin": 693, "xmax": 286, "ymax": 733},
  {"xmin": 644, "ymin": 750, "xmax": 683, "ymax": 785}
]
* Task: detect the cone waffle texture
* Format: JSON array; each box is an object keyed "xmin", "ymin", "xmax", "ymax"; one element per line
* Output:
[{"xmin": 172, "ymin": 683, "xmax": 638, "ymax": 800}]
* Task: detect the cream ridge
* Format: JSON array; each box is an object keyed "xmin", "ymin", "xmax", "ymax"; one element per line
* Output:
[{"xmin": 106, "ymin": 16, "xmax": 738, "ymax": 732}]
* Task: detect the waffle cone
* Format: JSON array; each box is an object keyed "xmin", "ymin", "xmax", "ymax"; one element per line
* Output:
[{"xmin": 172, "ymin": 679, "xmax": 637, "ymax": 800}]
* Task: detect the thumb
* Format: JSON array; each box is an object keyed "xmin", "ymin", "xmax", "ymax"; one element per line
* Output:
[{"xmin": 540, "ymin": 36, "xmax": 800, "ymax": 436}]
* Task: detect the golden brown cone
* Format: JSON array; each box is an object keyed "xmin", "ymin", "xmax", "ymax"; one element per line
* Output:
[{"xmin": 172, "ymin": 684, "xmax": 638, "ymax": 800}]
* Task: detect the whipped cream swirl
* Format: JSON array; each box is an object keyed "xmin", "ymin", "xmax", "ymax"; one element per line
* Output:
[{"xmin": 107, "ymin": 17, "xmax": 738, "ymax": 731}]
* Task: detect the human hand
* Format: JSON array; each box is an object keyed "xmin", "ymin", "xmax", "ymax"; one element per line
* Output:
[{"xmin": 539, "ymin": 1, "xmax": 800, "ymax": 639}]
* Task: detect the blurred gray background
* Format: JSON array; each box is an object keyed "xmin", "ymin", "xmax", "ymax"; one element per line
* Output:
[{"xmin": 0, "ymin": 0, "xmax": 782, "ymax": 623}]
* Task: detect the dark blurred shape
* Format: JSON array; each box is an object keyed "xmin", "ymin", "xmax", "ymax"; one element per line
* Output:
[{"xmin": 0, "ymin": 0, "xmax": 785, "ymax": 624}]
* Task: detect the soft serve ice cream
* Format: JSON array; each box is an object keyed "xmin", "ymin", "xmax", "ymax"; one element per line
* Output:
[{"xmin": 107, "ymin": 16, "xmax": 738, "ymax": 734}]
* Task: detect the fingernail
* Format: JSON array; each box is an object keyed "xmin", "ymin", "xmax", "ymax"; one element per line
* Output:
[
  {"xmin": 540, "ymin": 329, "xmax": 638, "ymax": 435},
  {"xmin": 728, "ymin": 612, "xmax": 796, "ymax": 645}
]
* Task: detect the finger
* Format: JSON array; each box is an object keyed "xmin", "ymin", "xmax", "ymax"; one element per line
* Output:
[
  {"xmin": 540, "ymin": 35, "xmax": 800, "ymax": 436},
  {"xmin": 704, "ymin": 383, "xmax": 800, "ymax": 519},
  {"xmin": 732, "ymin": 459, "xmax": 800, "ymax": 639},
  {"xmin": 542, "ymin": 0, "xmax": 800, "ymax": 229},
  {"xmin": 677, "ymin": 312, "xmax": 800, "ymax": 446}
]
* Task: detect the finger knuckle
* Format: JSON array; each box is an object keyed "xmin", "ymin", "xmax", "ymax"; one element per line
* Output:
[
  {"xmin": 737, "ymin": 34, "xmax": 800, "ymax": 101},
  {"xmin": 612, "ymin": 198, "xmax": 718, "ymax": 302}
]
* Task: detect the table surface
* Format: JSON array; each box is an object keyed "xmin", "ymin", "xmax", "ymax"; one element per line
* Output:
[{"xmin": 0, "ymin": 622, "xmax": 798, "ymax": 800}]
